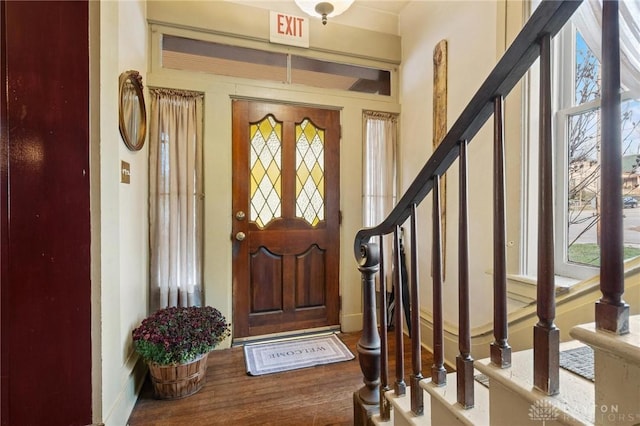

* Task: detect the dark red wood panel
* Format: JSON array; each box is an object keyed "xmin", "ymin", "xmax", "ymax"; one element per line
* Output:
[
  {"xmin": 295, "ymin": 245, "xmax": 326, "ymax": 308},
  {"xmin": 1, "ymin": 2, "xmax": 92, "ymax": 425},
  {"xmin": 250, "ymin": 247, "xmax": 283, "ymax": 312},
  {"xmin": 0, "ymin": 1, "xmax": 8, "ymax": 421}
]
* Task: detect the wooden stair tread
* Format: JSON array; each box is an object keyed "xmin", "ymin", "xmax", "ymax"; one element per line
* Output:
[
  {"xmin": 474, "ymin": 341, "xmax": 594, "ymax": 425},
  {"xmin": 421, "ymin": 371, "xmax": 490, "ymax": 426}
]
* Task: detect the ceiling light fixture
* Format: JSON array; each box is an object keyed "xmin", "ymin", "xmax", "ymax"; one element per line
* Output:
[{"xmin": 294, "ymin": 0, "xmax": 355, "ymax": 25}]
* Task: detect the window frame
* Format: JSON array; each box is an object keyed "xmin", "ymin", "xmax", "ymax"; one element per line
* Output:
[{"xmin": 552, "ymin": 22, "xmax": 640, "ymax": 280}]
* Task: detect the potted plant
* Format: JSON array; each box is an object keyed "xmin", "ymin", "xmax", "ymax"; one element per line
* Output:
[{"xmin": 132, "ymin": 305, "xmax": 231, "ymax": 399}]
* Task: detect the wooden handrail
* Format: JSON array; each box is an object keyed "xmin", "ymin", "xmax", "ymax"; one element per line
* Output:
[
  {"xmin": 354, "ymin": 0, "xmax": 631, "ymax": 422},
  {"xmin": 352, "ymin": 1, "xmax": 586, "ymax": 423},
  {"xmin": 353, "ymin": 0, "xmax": 583, "ymax": 259}
]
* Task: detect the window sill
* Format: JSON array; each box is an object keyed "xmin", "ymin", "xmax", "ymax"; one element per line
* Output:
[{"xmin": 506, "ymin": 273, "xmax": 580, "ymax": 304}]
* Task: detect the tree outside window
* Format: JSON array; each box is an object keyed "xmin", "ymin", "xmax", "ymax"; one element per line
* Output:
[{"xmin": 565, "ymin": 32, "xmax": 640, "ymax": 267}]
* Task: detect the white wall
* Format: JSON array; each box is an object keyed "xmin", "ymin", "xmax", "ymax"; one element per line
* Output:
[
  {"xmin": 230, "ymin": 0, "xmax": 402, "ymax": 35},
  {"xmin": 90, "ymin": 1, "xmax": 402, "ymax": 422},
  {"xmin": 92, "ymin": 1, "xmax": 526, "ymax": 422},
  {"xmin": 95, "ymin": 1, "xmax": 149, "ymax": 425},
  {"xmin": 145, "ymin": 0, "xmax": 402, "ymax": 342},
  {"xmin": 399, "ymin": 1, "xmax": 508, "ymax": 329}
]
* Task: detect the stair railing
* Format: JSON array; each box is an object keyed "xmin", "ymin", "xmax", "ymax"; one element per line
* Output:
[{"xmin": 353, "ymin": 0, "xmax": 629, "ymax": 422}]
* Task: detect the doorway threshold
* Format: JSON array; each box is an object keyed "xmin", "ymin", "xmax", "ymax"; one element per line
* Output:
[{"xmin": 232, "ymin": 325, "xmax": 341, "ymax": 347}]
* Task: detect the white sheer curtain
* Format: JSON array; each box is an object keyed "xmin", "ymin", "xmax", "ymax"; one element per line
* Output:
[
  {"xmin": 363, "ymin": 111, "xmax": 398, "ymax": 291},
  {"xmin": 149, "ymin": 88, "xmax": 204, "ymax": 311},
  {"xmin": 572, "ymin": 0, "xmax": 640, "ymax": 96}
]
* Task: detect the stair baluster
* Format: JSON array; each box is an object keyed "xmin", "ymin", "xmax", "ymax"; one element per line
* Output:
[
  {"xmin": 534, "ymin": 32, "xmax": 560, "ymax": 396},
  {"xmin": 597, "ymin": 0, "xmax": 630, "ymax": 335},
  {"xmin": 352, "ymin": 2, "xmax": 591, "ymax": 423},
  {"xmin": 378, "ymin": 235, "xmax": 391, "ymax": 421},
  {"xmin": 393, "ymin": 226, "xmax": 407, "ymax": 396},
  {"xmin": 409, "ymin": 204, "xmax": 424, "ymax": 414},
  {"xmin": 490, "ymin": 95, "xmax": 512, "ymax": 368},
  {"xmin": 456, "ymin": 139, "xmax": 474, "ymax": 409},
  {"xmin": 431, "ymin": 184, "xmax": 447, "ymax": 386}
]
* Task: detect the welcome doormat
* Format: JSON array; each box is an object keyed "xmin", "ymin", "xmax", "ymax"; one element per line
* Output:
[{"xmin": 243, "ymin": 333, "xmax": 355, "ymax": 376}]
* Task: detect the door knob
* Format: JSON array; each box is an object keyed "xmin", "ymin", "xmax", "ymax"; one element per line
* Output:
[
  {"xmin": 235, "ymin": 231, "xmax": 246, "ymax": 241},
  {"xmin": 235, "ymin": 211, "xmax": 246, "ymax": 221}
]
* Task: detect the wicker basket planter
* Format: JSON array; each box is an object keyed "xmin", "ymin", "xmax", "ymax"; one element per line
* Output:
[
  {"xmin": 132, "ymin": 306, "xmax": 230, "ymax": 400},
  {"xmin": 148, "ymin": 353, "xmax": 209, "ymax": 400}
]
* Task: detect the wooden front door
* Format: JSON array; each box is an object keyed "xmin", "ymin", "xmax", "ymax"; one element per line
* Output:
[{"xmin": 232, "ymin": 100, "xmax": 340, "ymax": 338}]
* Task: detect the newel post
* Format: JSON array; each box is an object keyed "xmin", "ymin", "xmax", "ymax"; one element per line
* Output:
[{"xmin": 353, "ymin": 242, "xmax": 381, "ymax": 425}]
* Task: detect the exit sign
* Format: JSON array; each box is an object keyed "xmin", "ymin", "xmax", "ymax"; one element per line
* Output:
[{"xmin": 270, "ymin": 11, "xmax": 309, "ymax": 48}]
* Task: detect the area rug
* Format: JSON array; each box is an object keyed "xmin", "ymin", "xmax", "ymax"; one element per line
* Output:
[
  {"xmin": 243, "ymin": 333, "xmax": 355, "ymax": 376},
  {"xmin": 559, "ymin": 345, "xmax": 594, "ymax": 381},
  {"xmin": 472, "ymin": 345, "xmax": 594, "ymax": 387},
  {"xmin": 474, "ymin": 373, "xmax": 490, "ymax": 388}
]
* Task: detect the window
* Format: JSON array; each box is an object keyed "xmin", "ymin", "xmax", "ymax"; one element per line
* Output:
[
  {"xmin": 149, "ymin": 88, "xmax": 204, "ymax": 310},
  {"xmin": 162, "ymin": 35, "xmax": 391, "ymax": 95},
  {"xmin": 554, "ymin": 25, "xmax": 640, "ymax": 279},
  {"xmin": 362, "ymin": 111, "xmax": 398, "ymax": 287}
]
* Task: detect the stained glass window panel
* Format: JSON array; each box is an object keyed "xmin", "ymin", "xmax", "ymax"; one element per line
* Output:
[
  {"xmin": 296, "ymin": 119, "xmax": 325, "ymax": 226},
  {"xmin": 250, "ymin": 115, "xmax": 282, "ymax": 228}
]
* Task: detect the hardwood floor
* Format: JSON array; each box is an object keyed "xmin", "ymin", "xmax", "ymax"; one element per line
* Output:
[{"xmin": 128, "ymin": 331, "xmax": 435, "ymax": 426}]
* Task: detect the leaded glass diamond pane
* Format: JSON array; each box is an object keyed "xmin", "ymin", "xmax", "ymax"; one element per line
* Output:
[
  {"xmin": 250, "ymin": 115, "xmax": 282, "ymax": 228},
  {"xmin": 295, "ymin": 119, "xmax": 325, "ymax": 226}
]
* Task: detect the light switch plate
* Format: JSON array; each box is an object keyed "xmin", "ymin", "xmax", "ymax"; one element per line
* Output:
[{"xmin": 121, "ymin": 160, "xmax": 131, "ymax": 184}]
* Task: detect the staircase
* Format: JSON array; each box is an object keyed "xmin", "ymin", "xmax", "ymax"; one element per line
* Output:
[
  {"xmin": 370, "ymin": 316, "xmax": 640, "ymax": 426},
  {"xmin": 352, "ymin": 1, "xmax": 638, "ymax": 425}
]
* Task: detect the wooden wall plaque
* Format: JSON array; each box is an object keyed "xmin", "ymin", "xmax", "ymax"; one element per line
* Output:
[{"xmin": 433, "ymin": 39, "xmax": 448, "ymax": 279}]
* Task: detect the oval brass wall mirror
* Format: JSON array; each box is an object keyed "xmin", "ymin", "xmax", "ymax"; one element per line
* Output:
[{"xmin": 118, "ymin": 70, "xmax": 147, "ymax": 151}]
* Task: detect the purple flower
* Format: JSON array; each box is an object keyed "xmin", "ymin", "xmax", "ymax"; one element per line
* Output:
[{"xmin": 132, "ymin": 306, "xmax": 231, "ymax": 365}]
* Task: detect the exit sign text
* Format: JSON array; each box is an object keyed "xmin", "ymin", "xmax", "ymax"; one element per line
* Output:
[{"xmin": 270, "ymin": 11, "xmax": 309, "ymax": 48}]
